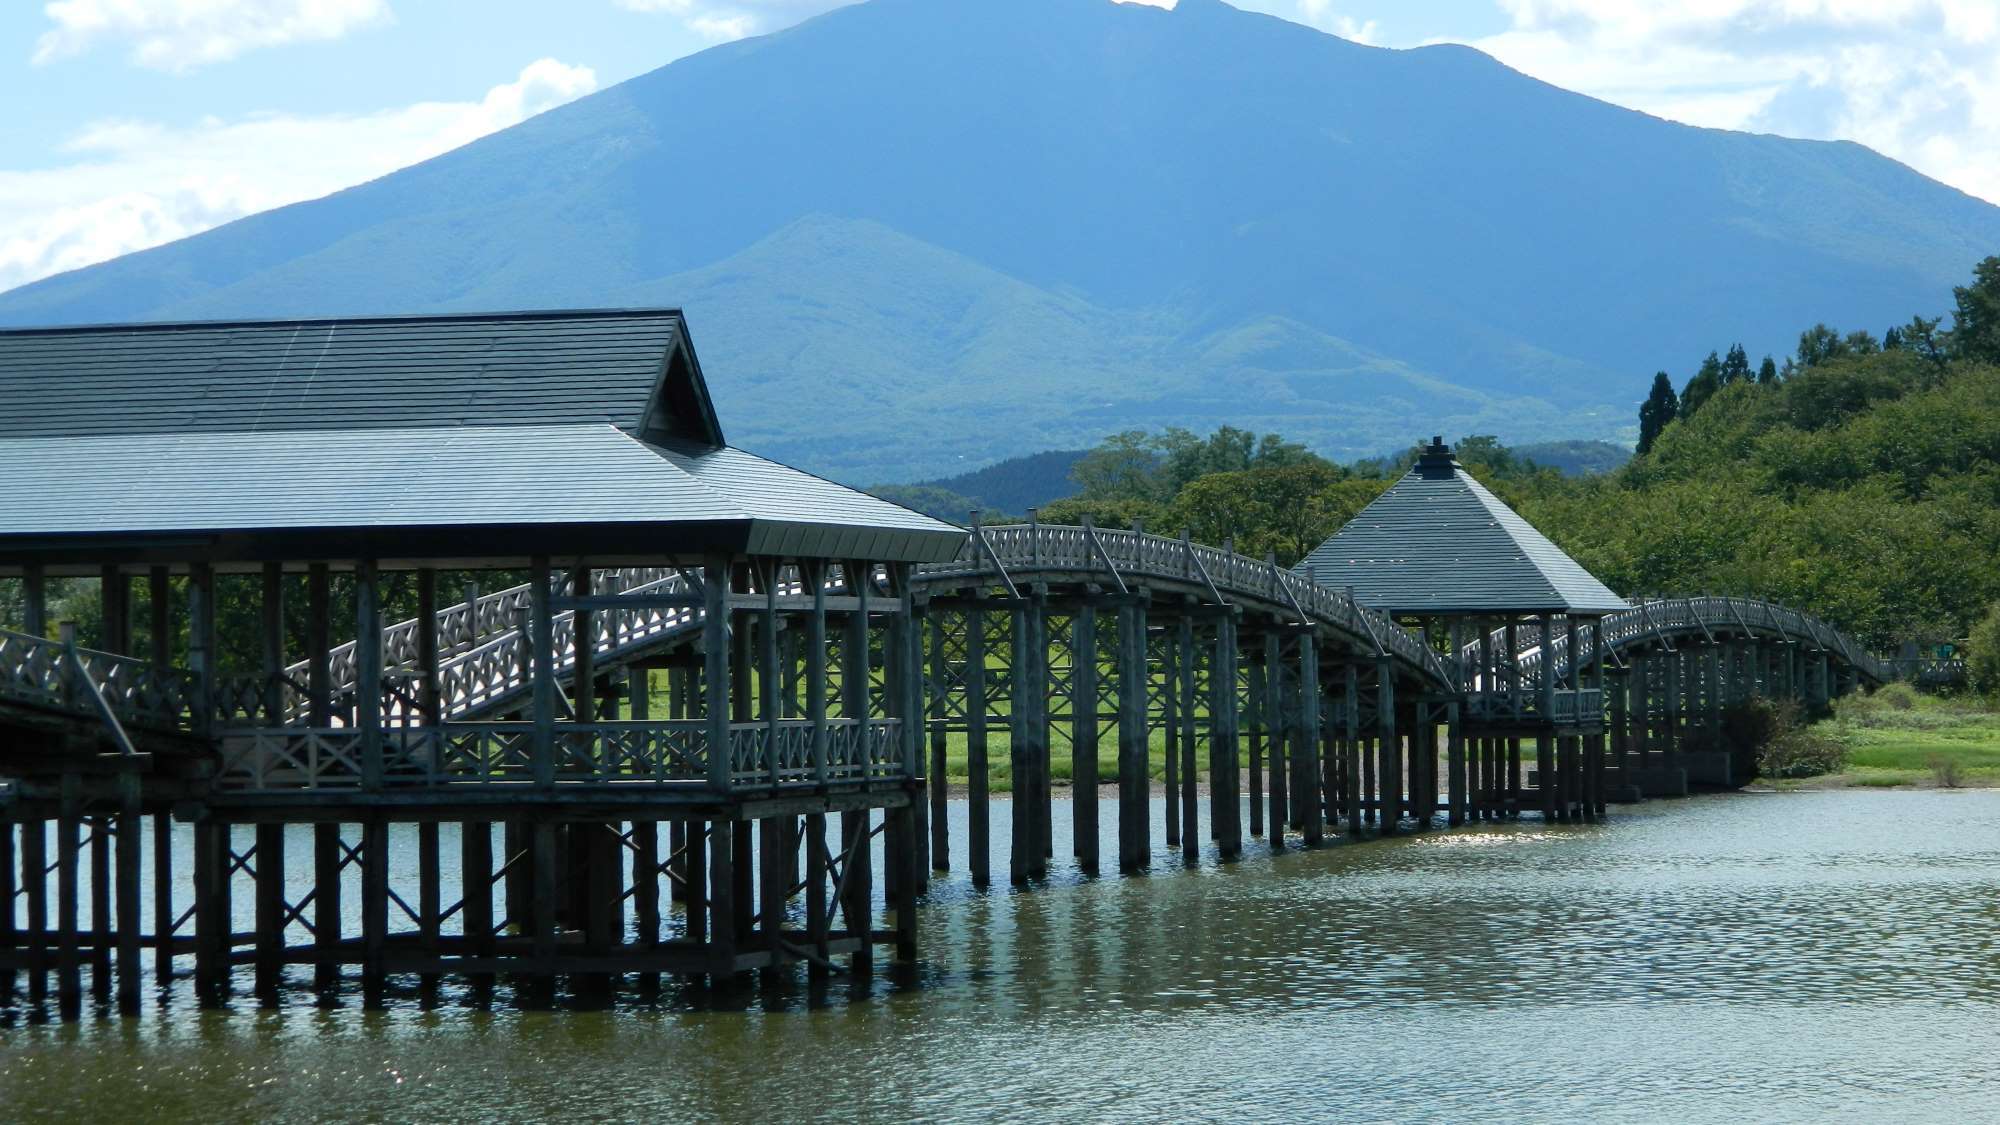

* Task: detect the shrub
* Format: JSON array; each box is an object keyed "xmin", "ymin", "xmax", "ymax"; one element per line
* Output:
[
  {"xmin": 1929, "ymin": 755, "xmax": 1964, "ymax": 788},
  {"xmin": 1875, "ymin": 681, "xmax": 1920, "ymax": 710},
  {"xmin": 1718, "ymin": 697, "xmax": 1787, "ymax": 779},
  {"xmin": 1759, "ymin": 727, "xmax": 1849, "ymax": 779}
]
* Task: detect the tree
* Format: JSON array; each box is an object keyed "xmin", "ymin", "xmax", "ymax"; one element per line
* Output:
[
  {"xmin": 1721, "ymin": 343, "xmax": 1751, "ymax": 386},
  {"xmin": 1949, "ymin": 255, "xmax": 2000, "ymax": 364},
  {"xmin": 1796, "ymin": 323, "xmax": 1846, "ymax": 369},
  {"xmin": 1896, "ymin": 314, "xmax": 1948, "ymax": 369},
  {"xmin": 1757, "ymin": 355, "xmax": 1779, "ymax": 384},
  {"xmin": 1680, "ymin": 351, "xmax": 1724, "ymax": 417},
  {"xmin": 1637, "ymin": 371, "xmax": 1679, "ymax": 454},
  {"xmin": 1967, "ymin": 601, "xmax": 2000, "ymax": 696},
  {"xmin": 1068, "ymin": 430, "xmax": 1169, "ymax": 502},
  {"xmin": 1842, "ymin": 329, "xmax": 1881, "ymax": 356}
]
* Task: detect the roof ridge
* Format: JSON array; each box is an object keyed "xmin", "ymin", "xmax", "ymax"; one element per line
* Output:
[{"xmin": 0, "ymin": 307, "xmax": 686, "ymax": 337}]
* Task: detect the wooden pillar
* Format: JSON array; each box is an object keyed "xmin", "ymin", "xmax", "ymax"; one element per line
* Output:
[
  {"xmin": 928, "ymin": 609, "xmax": 951, "ymax": 873},
  {"xmin": 703, "ymin": 559, "xmax": 733, "ymax": 792},
  {"xmin": 356, "ymin": 560, "xmax": 384, "ymax": 790},
  {"xmin": 966, "ymin": 606, "xmax": 990, "ymax": 887},
  {"xmin": 1177, "ymin": 614, "xmax": 1199, "ymax": 864},
  {"xmin": 1375, "ymin": 661, "xmax": 1397, "ymax": 835},
  {"xmin": 100, "ymin": 565, "xmax": 130, "ymax": 654},
  {"xmin": 23, "ymin": 819, "xmax": 47, "ymax": 1007},
  {"xmin": 531, "ymin": 558, "xmax": 558, "ymax": 788},
  {"xmin": 530, "ymin": 820, "xmax": 558, "ymax": 1000},
  {"xmin": 255, "ymin": 821, "xmax": 285, "ymax": 1003},
  {"xmin": 1247, "ymin": 636, "xmax": 1266, "ymax": 840},
  {"xmin": 838, "ymin": 810, "xmax": 872, "ymax": 976},
  {"xmin": 1009, "ymin": 599, "xmax": 1034, "ymax": 885},
  {"xmin": 313, "ymin": 823, "xmax": 342, "ymax": 996},
  {"xmin": 151, "ymin": 812, "xmax": 172, "ymax": 986},
  {"xmin": 1162, "ymin": 620, "xmax": 1181, "ymax": 848},
  {"xmin": 147, "ymin": 566, "xmax": 170, "ymax": 667},
  {"xmin": 1265, "ymin": 632, "xmax": 1286, "ymax": 849},
  {"xmin": 1116, "ymin": 600, "xmax": 1149, "ymax": 872},
  {"xmin": 1343, "ymin": 664, "xmax": 1362, "ymax": 835},
  {"xmin": 188, "ymin": 562, "xmax": 215, "ymax": 735},
  {"xmin": 192, "ymin": 816, "xmax": 228, "ymax": 1008},
  {"xmin": 361, "ymin": 817, "xmax": 388, "ymax": 1008},
  {"xmin": 417, "ymin": 820, "xmax": 442, "ymax": 998},
  {"xmin": 57, "ymin": 778, "xmax": 82, "ymax": 1019},
  {"xmin": 0, "ymin": 812, "xmax": 14, "ymax": 1005},
  {"xmin": 90, "ymin": 807, "xmax": 111, "ymax": 1003},
  {"xmin": 1072, "ymin": 604, "xmax": 1100, "ymax": 872},
  {"xmin": 1299, "ymin": 633, "xmax": 1323, "ymax": 845},
  {"xmin": 463, "ymin": 819, "xmax": 494, "ymax": 990},
  {"xmin": 1213, "ymin": 611, "xmax": 1242, "ymax": 858}
]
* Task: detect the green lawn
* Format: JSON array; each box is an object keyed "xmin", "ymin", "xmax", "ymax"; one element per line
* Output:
[{"xmin": 1799, "ymin": 689, "xmax": 2000, "ymax": 788}]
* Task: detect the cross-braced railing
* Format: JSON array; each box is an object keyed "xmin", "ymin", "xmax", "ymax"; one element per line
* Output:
[
  {"xmin": 1468, "ymin": 596, "xmax": 1893, "ymax": 685},
  {"xmin": 0, "ymin": 625, "xmax": 194, "ymax": 734}
]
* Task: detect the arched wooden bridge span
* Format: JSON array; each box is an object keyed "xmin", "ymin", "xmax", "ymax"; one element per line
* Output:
[{"xmin": 0, "ymin": 523, "xmax": 1889, "ymax": 1018}]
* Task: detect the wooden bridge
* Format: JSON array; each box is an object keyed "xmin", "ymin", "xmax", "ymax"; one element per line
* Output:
[{"xmin": 0, "ymin": 312, "xmax": 1894, "ymax": 1020}]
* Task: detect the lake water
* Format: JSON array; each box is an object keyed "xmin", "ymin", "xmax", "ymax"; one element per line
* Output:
[{"xmin": 5, "ymin": 790, "xmax": 2000, "ymax": 1122}]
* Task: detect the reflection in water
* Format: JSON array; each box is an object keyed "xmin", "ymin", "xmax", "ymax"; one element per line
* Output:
[{"xmin": 6, "ymin": 791, "xmax": 2000, "ymax": 1121}]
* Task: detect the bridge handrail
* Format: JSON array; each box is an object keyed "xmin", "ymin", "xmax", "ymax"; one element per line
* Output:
[
  {"xmin": 1472, "ymin": 597, "xmax": 1894, "ymax": 685},
  {"xmin": 0, "ymin": 625, "xmax": 194, "ymax": 731}
]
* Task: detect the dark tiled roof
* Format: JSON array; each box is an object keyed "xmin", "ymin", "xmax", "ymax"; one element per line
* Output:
[
  {"xmin": 0, "ymin": 308, "xmax": 716, "ymax": 443},
  {"xmin": 0, "ymin": 310, "xmax": 963, "ymax": 564},
  {"xmin": 1293, "ymin": 441, "xmax": 1626, "ymax": 616}
]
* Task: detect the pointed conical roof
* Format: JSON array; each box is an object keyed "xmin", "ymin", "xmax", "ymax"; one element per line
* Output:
[{"xmin": 1294, "ymin": 438, "xmax": 1627, "ymax": 616}]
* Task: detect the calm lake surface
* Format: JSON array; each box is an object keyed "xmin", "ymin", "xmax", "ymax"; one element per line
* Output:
[{"xmin": 6, "ymin": 790, "xmax": 2000, "ymax": 1122}]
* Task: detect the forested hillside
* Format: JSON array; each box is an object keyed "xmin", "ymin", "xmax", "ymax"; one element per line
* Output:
[{"xmin": 1034, "ymin": 258, "xmax": 2000, "ymax": 650}]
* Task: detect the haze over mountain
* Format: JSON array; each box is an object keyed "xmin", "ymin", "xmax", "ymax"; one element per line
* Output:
[{"xmin": 5, "ymin": 0, "xmax": 1998, "ymax": 482}]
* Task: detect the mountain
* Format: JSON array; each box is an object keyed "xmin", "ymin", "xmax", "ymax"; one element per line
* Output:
[
  {"xmin": 871, "ymin": 448, "xmax": 1090, "ymax": 522},
  {"xmin": 6, "ymin": 0, "xmax": 1998, "ymax": 481}
]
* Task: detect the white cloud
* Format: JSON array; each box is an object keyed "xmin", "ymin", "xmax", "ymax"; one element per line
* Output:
[
  {"xmin": 1461, "ymin": 0, "xmax": 2000, "ymax": 205},
  {"xmin": 33, "ymin": 0, "xmax": 393, "ymax": 72},
  {"xmin": 615, "ymin": 0, "xmax": 852, "ymax": 43},
  {"xmin": 0, "ymin": 58, "xmax": 597, "ymax": 293}
]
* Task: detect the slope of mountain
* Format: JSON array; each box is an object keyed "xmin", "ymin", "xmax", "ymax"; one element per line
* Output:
[{"xmin": 5, "ymin": 0, "xmax": 1998, "ymax": 480}]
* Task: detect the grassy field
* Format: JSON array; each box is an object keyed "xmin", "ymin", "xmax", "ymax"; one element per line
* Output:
[{"xmin": 1782, "ymin": 687, "xmax": 2000, "ymax": 788}]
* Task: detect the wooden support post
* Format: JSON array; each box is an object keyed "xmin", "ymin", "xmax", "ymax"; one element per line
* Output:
[
  {"xmin": 530, "ymin": 821, "xmax": 558, "ymax": 1001},
  {"xmin": 314, "ymin": 823, "xmax": 342, "ymax": 996},
  {"xmin": 530, "ymin": 558, "xmax": 557, "ymax": 789},
  {"xmin": 1247, "ymin": 638, "xmax": 1265, "ymax": 840},
  {"xmin": 356, "ymin": 560, "xmax": 383, "ymax": 790},
  {"xmin": 188, "ymin": 562, "xmax": 215, "ymax": 735},
  {"xmin": 841, "ymin": 809, "xmax": 873, "ymax": 976},
  {"xmin": 805, "ymin": 811, "xmax": 829, "ymax": 976},
  {"xmin": 361, "ymin": 817, "xmax": 388, "ymax": 1009},
  {"xmin": 1376, "ymin": 662, "xmax": 1397, "ymax": 835},
  {"xmin": 1162, "ymin": 622, "xmax": 1181, "ymax": 848},
  {"xmin": 893, "ymin": 805, "xmax": 919, "ymax": 963},
  {"xmin": 100, "ymin": 565, "xmax": 130, "ymax": 654},
  {"xmin": 1299, "ymin": 634, "xmax": 1323, "ymax": 845},
  {"xmin": 23, "ymin": 562, "xmax": 47, "ymax": 636},
  {"xmin": 1447, "ymin": 702, "xmax": 1466, "ymax": 827},
  {"xmin": 966, "ymin": 607, "xmax": 990, "ymax": 888},
  {"xmin": 1030, "ymin": 591, "xmax": 1053, "ymax": 869},
  {"xmin": 260, "ymin": 562, "xmax": 285, "ymax": 727},
  {"xmin": 255, "ymin": 821, "xmax": 285, "ymax": 1003},
  {"xmin": 1178, "ymin": 615, "xmax": 1199, "ymax": 864},
  {"xmin": 1009, "ymin": 600, "xmax": 1036, "ymax": 884},
  {"xmin": 193, "ymin": 817, "xmax": 228, "ymax": 1008},
  {"xmin": 1343, "ymin": 665, "xmax": 1362, "ymax": 835},
  {"xmin": 24, "ymin": 819, "xmax": 48, "ymax": 1007},
  {"xmin": 1214, "ymin": 611, "xmax": 1242, "ymax": 858},
  {"xmin": 1116, "ymin": 601, "xmax": 1150, "ymax": 872},
  {"xmin": 1072, "ymin": 604, "xmax": 1100, "ymax": 872},
  {"xmin": 759, "ymin": 816, "xmax": 786, "ymax": 971},
  {"xmin": 1266, "ymin": 632, "xmax": 1287, "ymax": 849},
  {"xmin": 152, "ymin": 812, "xmax": 172, "ymax": 986},
  {"xmin": 90, "ymin": 808, "xmax": 111, "ymax": 1003},
  {"xmin": 928, "ymin": 609, "xmax": 951, "ymax": 873},
  {"xmin": 418, "ymin": 820, "xmax": 441, "ymax": 999},
  {"xmin": 0, "ymin": 813, "xmax": 14, "ymax": 1006},
  {"xmin": 463, "ymin": 819, "xmax": 494, "ymax": 990},
  {"xmin": 632, "ymin": 817, "xmax": 659, "ymax": 988},
  {"xmin": 57, "ymin": 779, "xmax": 81, "ymax": 1019},
  {"xmin": 147, "ymin": 566, "xmax": 170, "ymax": 667}
]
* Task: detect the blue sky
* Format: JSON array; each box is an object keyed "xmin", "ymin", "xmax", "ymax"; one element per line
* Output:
[{"xmin": 5, "ymin": 0, "xmax": 1997, "ymax": 293}]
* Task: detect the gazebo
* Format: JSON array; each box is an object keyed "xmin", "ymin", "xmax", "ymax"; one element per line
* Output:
[{"xmin": 1295, "ymin": 437, "xmax": 1626, "ymax": 821}]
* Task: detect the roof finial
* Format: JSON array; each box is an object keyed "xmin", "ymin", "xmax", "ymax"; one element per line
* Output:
[{"xmin": 1416, "ymin": 434, "xmax": 1459, "ymax": 479}]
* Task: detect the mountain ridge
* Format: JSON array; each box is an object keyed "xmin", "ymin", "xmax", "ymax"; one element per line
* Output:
[{"xmin": 5, "ymin": 0, "xmax": 1997, "ymax": 480}]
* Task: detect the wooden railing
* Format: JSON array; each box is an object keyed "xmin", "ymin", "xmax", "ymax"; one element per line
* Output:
[
  {"xmin": 0, "ymin": 626, "xmax": 194, "ymax": 733},
  {"xmin": 1468, "ymin": 597, "xmax": 1893, "ymax": 686},
  {"xmin": 212, "ymin": 718, "xmax": 902, "ymax": 792}
]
